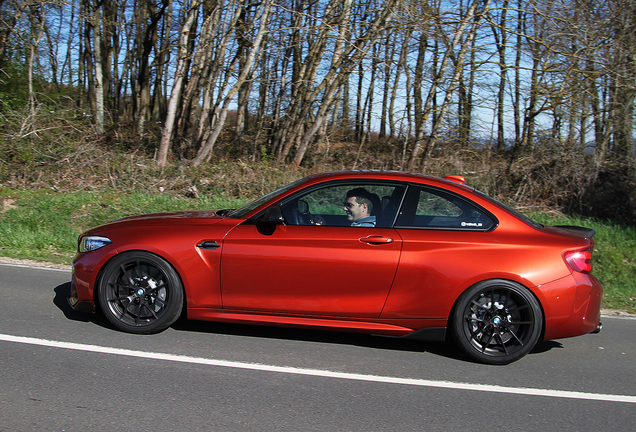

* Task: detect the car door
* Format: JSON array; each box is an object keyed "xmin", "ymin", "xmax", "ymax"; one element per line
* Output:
[
  {"xmin": 381, "ymin": 185, "xmax": 499, "ymax": 319},
  {"xmin": 219, "ymin": 182, "xmax": 406, "ymax": 318}
]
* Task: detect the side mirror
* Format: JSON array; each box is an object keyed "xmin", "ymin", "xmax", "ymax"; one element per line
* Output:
[{"xmin": 259, "ymin": 205, "xmax": 285, "ymax": 224}]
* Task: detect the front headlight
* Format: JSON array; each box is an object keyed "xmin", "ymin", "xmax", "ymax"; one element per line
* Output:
[{"xmin": 79, "ymin": 235, "xmax": 112, "ymax": 253}]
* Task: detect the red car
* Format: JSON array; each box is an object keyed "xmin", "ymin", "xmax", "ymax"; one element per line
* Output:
[{"xmin": 69, "ymin": 171, "xmax": 603, "ymax": 364}]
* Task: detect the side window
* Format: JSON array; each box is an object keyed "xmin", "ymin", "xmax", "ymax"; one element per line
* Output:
[
  {"xmin": 280, "ymin": 182, "xmax": 405, "ymax": 228},
  {"xmin": 416, "ymin": 191, "xmax": 463, "ymax": 218},
  {"xmin": 396, "ymin": 186, "xmax": 495, "ymax": 230}
]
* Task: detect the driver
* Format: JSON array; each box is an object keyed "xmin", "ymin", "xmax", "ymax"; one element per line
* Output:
[{"xmin": 344, "ymin": 188, "xmax": 376, "ymax": 227}]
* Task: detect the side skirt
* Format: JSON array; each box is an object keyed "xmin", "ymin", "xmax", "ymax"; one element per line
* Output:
[
  {"xmin": 187, "ymin": 308, "xmax": 442, "ymax": 337},
  {"xmin": 394, "ymin": 327, "xmax": 447, "ymax": 342}
]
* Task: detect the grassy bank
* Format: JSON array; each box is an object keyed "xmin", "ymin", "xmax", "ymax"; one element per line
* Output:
[
  {"xmin": 1, "ymin": 185, "xmax": 634, "ymax": 314},
  {"xmin": 0, "ymin": 188, "xmax": 245, "ymax": 262}
]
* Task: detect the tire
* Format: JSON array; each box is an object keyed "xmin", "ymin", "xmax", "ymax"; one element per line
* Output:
[
  {"xmin": 452, "ymin": 279, "xmax": 543, "ymax": 365},
  {"xmin": 97, "ymin": 251, "xmax": 184, "ymax": 334}
]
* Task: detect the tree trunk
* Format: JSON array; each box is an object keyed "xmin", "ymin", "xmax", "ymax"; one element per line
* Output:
[
  {"xmin": 27, "ymin": 4, "xmax": 45, "ymax": 120},
  {"xmin": 157, "ymin": 3, "xmax": 199, "ymax": 166},
  {"xmin": 92, "ymin": 5, "xmax": 104, "ymax": 133},
  {"xmin": 491, "ymin": 0, "xmax": 508, "ymax": 151}
]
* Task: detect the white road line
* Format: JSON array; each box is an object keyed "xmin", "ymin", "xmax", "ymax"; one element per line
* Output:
[
  {"xmin": 1, "ymin": 333, "xmax": 635, "ymax": 404},
  {"xmin": 602, "ymin": 314, "xmax": 636, "ymax": 321},
  {"xmin": 0, "ymin": 262, "xmax": 70, "ymax": 272}
]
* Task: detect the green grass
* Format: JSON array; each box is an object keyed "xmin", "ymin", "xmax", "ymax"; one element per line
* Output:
[
  {"xmin": 0, "ymin": 188, "xmax": 246, "ymax": 263},
  {"xmin": 1, "ymin": 188, "xmax": 634, "ymax": 313}
]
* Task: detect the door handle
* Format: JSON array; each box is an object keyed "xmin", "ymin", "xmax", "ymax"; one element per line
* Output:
[
  {"xmin": 359, "ymin": 235, "xmax": 393, "ymax": 245},
  {"xmin": 197, "ymin": 240, "xmax": 220, "ymax": 249}
]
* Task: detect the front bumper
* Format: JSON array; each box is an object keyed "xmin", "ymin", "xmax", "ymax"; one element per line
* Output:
[{"xmin": 68, "ymin": 265, "xmax": 96, "ymax": 314}]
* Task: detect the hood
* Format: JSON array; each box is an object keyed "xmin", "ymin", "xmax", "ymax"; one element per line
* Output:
[
  {"xmin": 114, "ymin": 209, "xmax": 228, "ymax": 222},
  {"xmin": 81, "ymin": 209, "xmax": 235, "ymax": 240}
]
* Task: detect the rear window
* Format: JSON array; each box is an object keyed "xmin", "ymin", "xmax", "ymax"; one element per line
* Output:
[
  {"xmin": 471, "ymin": 189, "xmax": 543, "ymax": 229},
  {"xmin": 396, "ymin": 186, "xmax": 495, "ymax": 231}
]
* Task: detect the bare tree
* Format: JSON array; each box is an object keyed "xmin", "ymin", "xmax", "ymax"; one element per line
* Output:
[
  {"xmin": 27, "ymin": 2, "xmax": 46, "ymax": 119},
  {"xmin": 488, "ymin": 0, "xmax": 509, "ymax": 151},
  {"xmin": 607, "ymin": 0, "xmax": 636, "ymax": 157},
  {"xmin": 407, "ymin": 0, "xmax": 492, "ymax": 170},
  {"xmin": 191, "ymin": 0, "xmax": 273, "ymax": 166},
  {"xmin": 275, "ymin": 0, "xmax": 399, "ymax": 166},
  {"xmin": 90, "ymin": 1, "xmax": 104, "ymax": 133},
  {"xmin": 134, "ymin": 0, "xmax": 169, "ymax": 136},
  {"xmin": 156, "ymin": 1, "xmax": 200, "ymax": 166},
  {"xmin": 0, "ymin": 0, "xmax": 25, "ymax": 66}
]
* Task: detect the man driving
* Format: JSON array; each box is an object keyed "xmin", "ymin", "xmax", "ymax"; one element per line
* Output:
[{"xmin": 344, "ymin": 188, "xmax": 377, "ymax": 227}]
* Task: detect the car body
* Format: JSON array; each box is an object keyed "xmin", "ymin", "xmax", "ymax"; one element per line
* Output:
[{"xmin": 69, "ymin": 171, "xmax": 603, "ymax": 364}]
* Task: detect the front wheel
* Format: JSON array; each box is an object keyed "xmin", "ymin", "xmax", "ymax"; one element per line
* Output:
[
  {"xmin": 452, "ymin": 280, "xmax": 543, "ymax": 365},
  {"xmin": 97, "ymin": 252, "xmax": 184, "ymax": 334}
]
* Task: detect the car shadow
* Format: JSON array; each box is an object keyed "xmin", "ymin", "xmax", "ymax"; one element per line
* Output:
[
  {"xmin": 52, "ymin": 282, "xmax": 114, "ymax": 329},
  {"xmin": 52, "ymin": 282, "xmax": 562, "ymax": 363},
  {"xmin": 171, "ymin": 317, "xmax": 565, "ymax": 363},
  {"xmin": 530, "ymin": 339, "xmax": 563, "ymax": 353},
  {"xmin": 171, "ymin": 316, "xmax": 468, "ymax": 362}
]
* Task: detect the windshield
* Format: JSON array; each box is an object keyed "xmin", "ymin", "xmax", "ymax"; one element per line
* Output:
[{"xmin": 225, "ymin": 178, "xmax": 306, "ymax": 218}]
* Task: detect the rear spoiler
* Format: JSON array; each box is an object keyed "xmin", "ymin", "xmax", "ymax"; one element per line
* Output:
[{"xmin": 554, "ymin": 225, "xmax": 596, "ymax": 239}]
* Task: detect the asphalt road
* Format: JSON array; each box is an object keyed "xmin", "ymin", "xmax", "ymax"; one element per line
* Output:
[{"xmin": 1, "ymin": 263, "xmax": 634, "ymax": 431}]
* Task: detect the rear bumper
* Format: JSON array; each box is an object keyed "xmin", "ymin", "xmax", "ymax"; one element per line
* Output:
[{"xmin": 542, "ymin": 272, "xmax": 603, "ymax": 340}]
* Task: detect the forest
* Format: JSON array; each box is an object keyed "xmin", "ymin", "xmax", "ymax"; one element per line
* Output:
[{"xmin": 0, "ymin": 0, "xmax": 635, "ymax": 223}]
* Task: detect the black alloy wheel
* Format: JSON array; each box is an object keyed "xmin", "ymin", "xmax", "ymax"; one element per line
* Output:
[
  {"xmin": 452, "ymin": 279, "xmax": 543, "ymax": 365},
  {"xmin": 97, "ymin": 251, "xmax": 184, "ymax": 334}
]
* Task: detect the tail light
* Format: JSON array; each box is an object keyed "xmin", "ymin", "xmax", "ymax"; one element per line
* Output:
[{"xmin": 564, "ymin": 250, "xmax": 593, "ymax": 273}]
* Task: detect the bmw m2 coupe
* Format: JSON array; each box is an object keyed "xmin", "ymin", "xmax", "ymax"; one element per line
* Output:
[{"xmin": 69, "ymin": 171, "xmax": 603, "ymax": 364}]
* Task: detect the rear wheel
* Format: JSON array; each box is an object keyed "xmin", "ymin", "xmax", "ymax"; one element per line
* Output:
[
  {"xmin": 97, "ymin": 252, "xmax": 183, "ymax": 334},
  {"xmin": 452, "ymin": 280, "xmax": 542, "ymax": 365}
]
